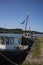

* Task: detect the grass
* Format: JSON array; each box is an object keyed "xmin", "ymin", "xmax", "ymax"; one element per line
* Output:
[
  {"xmin": 33, "ymin": 42, "xmax": 41, "ymax": 58},
  {"xmin": 36, "ymin": 36, "xmax": 43, "ymax": 43},
  {"xmin": 22, "ymin": 36, "xmax": 43, "ymax": 65},
  {"xmin": 22, "ymin": 62, "xmax": 33, "ymax": 65},
  {"xmin": 22, "ymin": 62, "xmax": 43, "ymax": 65},
  {"xmin": 32, "ymin": 36, "xmax": 43, "ymax": 58}
]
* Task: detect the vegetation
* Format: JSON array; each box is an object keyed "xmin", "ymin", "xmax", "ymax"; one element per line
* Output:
[
  {"xmin": 22, "ymin": 62, "xmax": 43, "ymax": 65},
  {"xmin": 32, "ymin": 36, "xmax": 42, "ymax": 58},
  {"xmin": 36, "ymin": 36, "xmax": 43, "ymax": 43},
  {"xmin": 32, "ymin": 36, "xmax": 43, "ymax": 58},
  {"xmin": 0, "ymin": 28, "xmax": 43, "ymax": 34},
  {"xmin": 33, "ymin": 42, "xmax": 41, "ymax": 58},
  {"xmin": 22, "ymin": 36, "xmax": 43, "ymax": 65},
  {"xmin": 0, "ymin": 28, "xmax": 23, "ymax": 34}
]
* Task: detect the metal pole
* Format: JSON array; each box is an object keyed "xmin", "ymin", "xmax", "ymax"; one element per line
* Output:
[{"xmin": 25, "ymin": 15, "xmax": 29, "ymax": 31}]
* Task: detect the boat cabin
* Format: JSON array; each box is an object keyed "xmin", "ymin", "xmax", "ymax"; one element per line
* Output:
[
  {"xmin": 0, "ymin": 33, "xmax": 19, "ymax": 50},
  {"xmin": 23, "ymin": 33, "xmax": 32, "ymax": 38}
]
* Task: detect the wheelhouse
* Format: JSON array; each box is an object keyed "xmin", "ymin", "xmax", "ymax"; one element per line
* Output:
[
  {"xmin": 23, "ymin": 33, "xmax": 32, "ymax": 38},
  {"xmin": 0, "ymin": 33, "xmax": 19, "ymax": 50}
]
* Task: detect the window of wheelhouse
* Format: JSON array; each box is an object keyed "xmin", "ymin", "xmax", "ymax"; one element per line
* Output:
[
  {"xmin": 5, "ymin": 37, "xmax": 14, "ymax": 44},
  {"xmin": 0, "ymin": 36, "xmax": 4, "ymax": 44},
  {"xmin": 8, "ymin": 37, "xmax": 14, "ymax": 44},
  {"xmin": 0, "ymin": 36, "xmax": 14, "ymax": 44}
]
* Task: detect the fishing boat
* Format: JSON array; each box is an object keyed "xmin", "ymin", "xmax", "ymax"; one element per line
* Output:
[
  {"xmin": 0, "ymin": 15, "xmax": 34, "ymax": 65},
  {"xmin": 0, "ymin": 33, "xmax": 33, "ymax": 65}
]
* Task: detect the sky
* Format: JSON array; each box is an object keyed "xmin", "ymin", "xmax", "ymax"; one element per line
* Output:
[{"xmin": 0, "ymin": 0, "xmax": 43, "ymax": 32}]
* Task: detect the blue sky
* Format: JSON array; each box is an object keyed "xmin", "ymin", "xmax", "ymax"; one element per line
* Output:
[{"xmin": 0, "ymin": 0, "xmax": 43, "ymax": 32}]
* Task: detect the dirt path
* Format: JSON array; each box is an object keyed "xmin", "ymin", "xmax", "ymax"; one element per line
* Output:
[{"xmin": 23, "ymin": 43, "xmax": 43, "ymax": 64}]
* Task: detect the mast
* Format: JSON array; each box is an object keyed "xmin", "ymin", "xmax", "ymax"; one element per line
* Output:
[{"xmin": 25, "ymin": 15, "xmax": 29, "ymax": 31}]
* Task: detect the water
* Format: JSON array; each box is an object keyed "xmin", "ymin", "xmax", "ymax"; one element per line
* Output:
[
  {"xmin": 0, "ymin": 33, "xmax": 22, "ymax": 38},
  {"xmin": 33, "ymin": 34, "xmax": 43, "ymax": 36},
  {"xmin": 0, "ymin": 33, "xmax": 23, "ymax": 47},
  {"xmin": 0, "ymin": 33, "xmax": 43, "ymax": 37},
  {"xmin": 0, "ymin": 33, "xmax": 43, "ymax": 47}
]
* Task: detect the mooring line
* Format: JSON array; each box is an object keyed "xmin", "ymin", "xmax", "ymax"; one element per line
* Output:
[{"xmin": 0, "ymin": 52, "xmax": 18, "ymax": 65}]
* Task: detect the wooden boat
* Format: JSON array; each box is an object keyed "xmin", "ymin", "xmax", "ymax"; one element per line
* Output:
[
  {"xmin": 0, "ymin": 14, "xmax": 34, "ymax": 65},
  {"xmin": 0, "ymin": 33, "xmax": 34, "ymax": 65}
]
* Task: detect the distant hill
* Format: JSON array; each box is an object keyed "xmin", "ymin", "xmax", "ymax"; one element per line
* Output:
[
  {"xmin": 0, "ymin": 28, "xmax": 23, "ymax": 33},
  {"xmin": 0, "ymin": 28, "xmax": 43, "ymax": 34}
]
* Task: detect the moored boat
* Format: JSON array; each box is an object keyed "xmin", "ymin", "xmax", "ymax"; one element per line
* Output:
[
  {"xmin": 0, "ymin": 31, "xmax": 35, "ymax": 65},
  {"xmin": 0, "ymin": 14, "xmax": 34, "ymax": 65}
]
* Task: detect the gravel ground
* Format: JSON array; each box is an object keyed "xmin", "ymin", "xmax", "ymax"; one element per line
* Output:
[{"xmin": 23, "ymin": 43, "xmax": 43, "ymax": 65}]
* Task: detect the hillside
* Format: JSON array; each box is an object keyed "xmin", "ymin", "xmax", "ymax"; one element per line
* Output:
[{"xmin": 0, "ymin": 28, "xmax": 43, "ymax": 34}]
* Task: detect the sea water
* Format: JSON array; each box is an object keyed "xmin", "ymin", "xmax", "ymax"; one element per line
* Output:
[
  {"xmin": 0, "ymin": 33, "xmax": 22, "ymax": 47},
  {"xmin": 0, "ymin": 33, "xmax": 43, "ymax": 46}
]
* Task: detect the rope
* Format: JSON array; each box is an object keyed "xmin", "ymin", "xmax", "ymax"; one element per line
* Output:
[{"xmin": 0, "ymin": 52, "xmax": 18, "ymax": 65}]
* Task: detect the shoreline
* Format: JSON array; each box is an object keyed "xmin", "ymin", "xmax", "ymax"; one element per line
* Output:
[{"xmin": 22, "ymin": 36, "xmax": 43, "ymax": 65}]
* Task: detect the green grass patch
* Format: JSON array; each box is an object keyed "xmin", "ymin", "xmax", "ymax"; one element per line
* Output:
[
  {"xmin": 32, "ymin": 36, "xmax": 43, "ymax": 58},
  {"xmin": 22, "ymin": 63, "xmax": 43, "ymax": 65},
  {"xmin": 36, "ymin": 36, "xmax": 43, "ymax": 43},
  {"xmin": 33, "ymin": 42, "xmax": 41, "ymax": 58},
  {"xmin": 22, "ymin": 62, "xmax": 32, "ymax": 65}
]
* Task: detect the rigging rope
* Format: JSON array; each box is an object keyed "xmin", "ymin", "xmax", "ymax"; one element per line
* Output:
[{"xmin": 0, "ymin": 52, "xmax": 18, "ymax": 65}]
